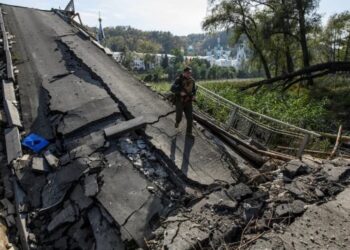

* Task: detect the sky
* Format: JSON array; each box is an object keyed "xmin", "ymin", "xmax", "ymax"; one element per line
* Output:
[{"xmin": 1, "ymin": 0, "xmax": 349, "ymax": 36}]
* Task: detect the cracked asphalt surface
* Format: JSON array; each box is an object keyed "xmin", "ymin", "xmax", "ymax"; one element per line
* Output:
[{"xmin": 2, "ymin": 4, "xmax": 350, "ymax": 250}]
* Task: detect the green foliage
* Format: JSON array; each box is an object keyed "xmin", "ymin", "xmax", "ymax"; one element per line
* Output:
[
  {"xmin": 149, "ymin": 81, "xmax": 171, "ymax": 94},
  {"xmin": 198, "ymin": 81, "xmax": 330, "ymax": 131},
  {"xmin": 143, "ymin": 66, "xmax": 165, "ymax": 82}
]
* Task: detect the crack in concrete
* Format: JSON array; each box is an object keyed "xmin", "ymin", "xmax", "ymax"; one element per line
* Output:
[{"xmin": 121, "ymin": 193, "xmax": 150, "ymax": 227}]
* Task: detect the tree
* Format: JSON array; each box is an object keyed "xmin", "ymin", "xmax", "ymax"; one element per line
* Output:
[
  {"xmin": 323, "ymin": 11, "xmax": 350, "ymax": 62},
  {"xmin": 204, "ymin": 0, "xmax": 272, "ymax": 79},
  {"xmin": 161, "ymin": 54, "xmax": 169, "ymax": 69}
]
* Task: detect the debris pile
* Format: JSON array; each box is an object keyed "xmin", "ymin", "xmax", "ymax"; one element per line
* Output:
[{"xmin": 149, "ymin": 156, "xmax": 350, "ymax": 249}]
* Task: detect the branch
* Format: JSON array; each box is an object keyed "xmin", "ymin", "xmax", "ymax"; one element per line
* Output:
[{"xmin": 240, "ymin": 61, "xmax": 350, "ymax": 91}]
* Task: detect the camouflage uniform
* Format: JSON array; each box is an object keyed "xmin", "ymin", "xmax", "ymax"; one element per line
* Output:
[{"xmin": 171, "ymin": 74, "xmax": 196, "ymax": 135}]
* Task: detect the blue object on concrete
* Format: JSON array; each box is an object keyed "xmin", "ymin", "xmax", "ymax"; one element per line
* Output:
[{"xmin": 22, "ymin": 133, "xmax": 49, "ymax": 153}]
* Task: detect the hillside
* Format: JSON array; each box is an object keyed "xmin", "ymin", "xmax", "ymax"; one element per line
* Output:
[{"xmin": 100, "ymin": 26, "xmax": 239, "ymax": 55}]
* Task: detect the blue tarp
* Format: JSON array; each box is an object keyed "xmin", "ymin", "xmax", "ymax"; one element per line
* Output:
[{"xmin": 22, "ymin": 133, "xmax": 49, "ymax": 153}]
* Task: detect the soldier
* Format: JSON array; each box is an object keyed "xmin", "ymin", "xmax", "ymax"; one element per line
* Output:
[{"xmin": 171, "ymin": 66, "xmax": 196, "ymax": 138}]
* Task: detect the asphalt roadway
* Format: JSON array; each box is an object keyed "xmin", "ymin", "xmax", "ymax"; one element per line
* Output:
[
  {"xmin": 5, "ymin": 5, "xmax": 241, "ymax": 187},
  {"xmin": 2, "ymin": 4, "xmax": 247, "ymax": 247}
]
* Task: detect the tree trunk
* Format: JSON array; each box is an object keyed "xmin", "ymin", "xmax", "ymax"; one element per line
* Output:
[
  {"xmin": 295, "ymin": 0, "xmax": 313, "ymax": 85},
  {"xmin": 282, "ymin": 0, "xmax": 294, "ymax": 73},
  {"xmin": 344, "ymin": 34, "xmax": 350, "ymax": 61},
  {"xmin": 245, "ymin": 31, "xmax": 272, "ymax": 79}
]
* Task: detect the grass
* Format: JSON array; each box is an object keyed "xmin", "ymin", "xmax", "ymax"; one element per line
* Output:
[{"xmin": 149, "ymin": 77, "xmax": 349, "ymax": 133}]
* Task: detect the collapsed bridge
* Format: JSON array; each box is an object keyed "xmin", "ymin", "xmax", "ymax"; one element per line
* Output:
[{"xmin": 0, "ymin": 2, "xmax": 349, "ymax": 250}]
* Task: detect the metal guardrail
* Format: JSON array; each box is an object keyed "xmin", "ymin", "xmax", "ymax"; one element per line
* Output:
[{"xmin": 195, "ymin": 84, "xmax": 349, "ymax": 158}]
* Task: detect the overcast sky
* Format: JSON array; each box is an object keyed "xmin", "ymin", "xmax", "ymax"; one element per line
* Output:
[{"xmin": 1, "ymin": 0, "xmax": 349, "ymax": 35}]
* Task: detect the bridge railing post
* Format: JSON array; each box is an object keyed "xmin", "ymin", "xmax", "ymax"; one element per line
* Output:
[
  {"xmin": 297, "ymin": 133, "xmax": 310, "ymax": 159},
  {"xmin": 225, "ymin": 107, "xmax": 238, "ymax": 131}
]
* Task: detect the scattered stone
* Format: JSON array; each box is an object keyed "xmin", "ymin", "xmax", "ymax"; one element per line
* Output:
[
  {"xmin": 315, "ymin": 188, "xmax": 325, "ymax": 198},
  {"xmin": 31, "ymin": 157, "xmax": 50, "ymax": 173},
  {"xmin": 291, "ymin": 200, "xmax": 306, "ymax": 214},
  {"xmin": 136, "ymin": 139, "xmax": 147, "ymax": 149},
  {"xmin": 260, "ymin": 160, "xmax": 279, "ymax": 173},
  {"xmin": 243, "ymin": 202, "xmax": 262, "ymax": 222},
  {"xmin": 84, "ymin": 174, "xmax": 99, "ymax": 197},
  {"xmin": 163, "ymin": 220, "xmax": 209, "ymax": 250},
  {"xmin": 17, "ymin": 155, "xmax": 31, "ymax": 169},
  {"xmin": 43, "ymin": 150, "xmax": 59, "ymax": 168},
  {"xmin": 47, "ymin": 203, "xmax": 77, "ymax": 232},
  {"xmin": 285, "ymin": 180, "xmax": 310, "ymax": 200},
  {"xmin": 283, "ymin": 160, "xmax": 310, "ymax": 178},
  {"xmin": 225, "ymin": 183, "xmax": 253, "ymax": 201},
  {"xmin": 275, "ymin": 204, "xmax": 291, "ymax": 217}
]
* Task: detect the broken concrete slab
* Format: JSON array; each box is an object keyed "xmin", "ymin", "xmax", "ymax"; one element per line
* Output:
[
  {"xmin": 0, "ymin": 199, "xmax": 15, "ymax": 215},
  {"xmin": 322, "ymin": 165, "xmax": 350, "ymax": 182},
  {"xmin": 104, "ymin": 116, "xmax": 146, "ymax": 138},
  {"xmin": 4, "ymin": 99, "xmax": 22, "ymax": 127},
  {"xmin": 69, "ymin": 184, "xmax": 93, "ymax": 210},
  {"xmin": 88, "ymin": 206, "xmax": 125, "ymax": 250},
  {"xmin": 13, "ymin": 181, "xmax": 29, "ymax": 250},
  {"xmin": 64, "ymin": 130, "xmax": 105, "ymax": 159},
  {"xmin": 59, "ymin": 34, "xmax": 237, "ymax": 187},
  {"xmin": 31, "ymin": 157, "xmax": 50, "ymax": 173},
  {"xmin": 57, "ymin": 97, "xmax": 120, "ymax": 135},
  {"xmin": 5, "ymin": 127, "xmax": 22, "ymax": 164},
  {"xmin": 193, "ymin": 190, "xmax": 238, "ymax": 213},
  {"xmin": 97, "ymin": 149, "xmax": 164, "ymax": 247},
  {"xmin": 225, "ymin": 183, "xmax": 253, "ymax": 201},
  {"xmin": 84, "ymin": 174, "xmax": 98, "ymax": 197},
  {"xmin": 163, "ymin": 220, "xmax": 210, "ymax": 250},
  {"xmin": 2, "ymin": 79, "xmax": 16, "ymax": 101},
  {"xmin": 67, "ymin": 218, "xmax": 94, "ymax": 250},
  {"xmin": 282, "ymin": 159, "xmax": 310, "ymax": 178},
  {"xmin": 5, "ymin": 214, "xmax": 15, "ymax": 227},
  {"xmin": 47, "ymin": 203, "xmax": 78, "ymax": 232},
  {"xmin": 43, "ymin": 150, "xmax": 59, "ymax": 168},
  {"xmin": 251, "ymin": 188, "xmax": 350, "ymax": 250},
  {"xmin": 41, "ymin": 159, "xmax": 88, "ymax": 209},
  {"xmin": 6, "ymin": 49, "xmax": 15, "ymax": 80}
]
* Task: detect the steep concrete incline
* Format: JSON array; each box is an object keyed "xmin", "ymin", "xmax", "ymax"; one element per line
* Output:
[
  {"xmin": 6, "ymin": 4, "xmax": 238, "ymax": 187},
  {"xmin": 59, "ymin": 29, "xmax": 236, "ymax": 186},
  {"xmin": 4, "ymin": 6, "xmax": 166, "ymax": 246}
]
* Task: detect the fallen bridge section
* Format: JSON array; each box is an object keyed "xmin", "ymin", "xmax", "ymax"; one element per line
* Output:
[{"xmin": 58, "ymin": 33, "xmax": 239, "ymax": 187}]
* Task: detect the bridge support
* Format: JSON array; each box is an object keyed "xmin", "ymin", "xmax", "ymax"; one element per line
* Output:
[
  {"xmin": 297, "ymin": 134, "xmax": 310, "ymax": 159},
  {"xmin": 225, "ymin": 107, "xmax": 238, "ymax": 130}
]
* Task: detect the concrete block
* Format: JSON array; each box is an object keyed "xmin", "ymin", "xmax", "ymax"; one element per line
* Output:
[
  {"xmin": 47, "ymin": 203, "xmax": 77, "ymax": 232},
  {"xmin": 2, "ymin": 80, "xmax": 16, "ymax": 101},
  {"xmin": 104, "ymin": 116, "xmax": 146, "ymax": 138},
  {"xmin": 43, "ymin": 150, "xmax": 59, "ymax": 168},
  {"xmin": 84, "ymin": 174, "xmax": 98, "ymax": 197},
  {"xmin": 4, "ymin": 99, "xmax": 22, "ymax": 127},
  {"xmin": 31, "ymin": 157, "xmax": 50, "ymax": 173},
  {"xmin": 5, "ymin": 127, "xmax": 22, "ymax": 164},
  {"xmin": 5, "ymin": 49, "xmax": 14, "ymax": 80}
]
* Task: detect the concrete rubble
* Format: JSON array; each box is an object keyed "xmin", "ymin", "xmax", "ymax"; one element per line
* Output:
[{"xmin": 0, "ymin": 4, "xmax": 348, "ymax": 250}]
